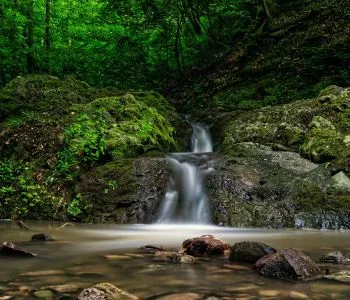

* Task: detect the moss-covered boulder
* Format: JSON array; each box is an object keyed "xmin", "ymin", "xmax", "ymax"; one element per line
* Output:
[
  {"xmin": 0, "ymin": 75, "xmax": 186, "ymax": 221},
  {"xmin": 210, "ymin": 86, "xmax": 350, "ymax": 229},
  {"xmin": 218, "ymin": 86, "xmax": 350, "ymax": 168}
]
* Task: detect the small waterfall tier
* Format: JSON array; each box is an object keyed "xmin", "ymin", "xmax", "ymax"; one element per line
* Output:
[{"xmin": 157, "ymin": 123, "xmax": 213, "ymax": 223}]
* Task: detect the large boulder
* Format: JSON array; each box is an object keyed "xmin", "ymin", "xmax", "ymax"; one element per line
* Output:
[
  {"xmin": 182, "ymin": 235, "xmax": 230, "ymax": 257},
  {"xmin": 254, "ymin": 248, "xmax": 321, "ymax": 280},
  {"xmin": 78, "ymin": 283, "xmax": 138, "ymax": 300},
  {"xmin": 229, "ymin": 241, "xmax": 276, "ymax": 263}
]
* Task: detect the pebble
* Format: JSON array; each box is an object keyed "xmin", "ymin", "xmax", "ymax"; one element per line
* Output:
[
  {"xmin": 21, "ymin": 270, "xmax": 64, "ymax": 276},
  {"xmin": 45, "ymin": 284, "xmax": 79, "ymax": 293},
  {"xmin": 0, "ymin": 296, "xmax": 12, "ymax": 300},
  {"xmin": 156, "ymin": 292, "xmax": 202, "ymax": 300},
  {"xmin": 226, "ymin": 285, "xmax": 257, "ymax": 293},
  {"xmin": 258, "ymin": 290, "xmax": 280, "ymax": 297},
  {"xmin": 288, "ymin": 291, "xmax": 309, "ymax": 299},
  {"xmin": 223, "ymin": 264, "xmax": 251, "ymax": 271},
  {"xmin": 33, "ymin": 290, "xmax": 54, "ymax": 298},
  {"xmin": 18, "ymin": 286, "xmax": 32, "ymax": 292},
  {"xmin": 105, "ymin": 254, "xmax": 132, "ymax": 260}
]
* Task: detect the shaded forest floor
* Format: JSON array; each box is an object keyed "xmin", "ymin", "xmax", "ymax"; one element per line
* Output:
[{"xmin": 166, "ymin": 0, "xmax": 350, "ymax": 115}]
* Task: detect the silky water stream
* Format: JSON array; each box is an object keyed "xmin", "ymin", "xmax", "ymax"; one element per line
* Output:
[{"xmin": 1, "ymin": 124, "xmax": 350, "ymax": 299}]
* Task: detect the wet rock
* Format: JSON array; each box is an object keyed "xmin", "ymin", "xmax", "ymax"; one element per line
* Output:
[
  {"xmin": 31, "ymin": 234, "xmax": 53, "ymax": 242},
  {"xmin": 154, "ymin": 251, "xmax": 196, "ymax": 264},
  {"xmin": 21, "ymin": 270, "xmax": 64, "ymax": 276},
  {"xmin": 105, "ymin": 254, "xmax": 132, "ymax": 260},
  {"xmin": 255, "ymin": 248, "xmax": 321, "ymax": 280},
  {"xmin": 33, "ymin": 290, "xmax": 54, "ymax": 298},
  {"xmin": 288, "ymin": 291, "xmax": 309, "ymax": 299},
  {"xmin": 0, "ymin": 242, "xmax": 35, "ymax": 258},
  {"xmin": 78, "ymin": 282, "xmax": 138, "ymax": 300},
  {"xmin": 324, "ymin": 271, "xmax": 350, "ymax": 283},
  {"xmin": 258, "ymin": 290, "xmax": 280, "ymax": 297},
  {"xmin": 156, "ymin": 293, "xmax": 201, "ymax": 300},
  {"xmin": 229, "ymin": 241, "xmax": 276, "ymax": 263},
  {"xmin": 45, "ymin": 284, "xmax": 79, "ymax": 293},
  {"xmin": 320, "ymin": 251, "xmax": 350, "ymax": 264},
  {"xmin": 182, "ymin": 235, "xmax": 230, "ymax": 257},
  {"xmin": 78, "ymin": 288, "xmax": 106, "ymax": 300}
]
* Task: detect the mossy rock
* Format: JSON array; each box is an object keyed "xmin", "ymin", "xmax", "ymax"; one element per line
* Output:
[{"xmin": 300, "ymin": 128, "xmax": 343, "ymax": 163}]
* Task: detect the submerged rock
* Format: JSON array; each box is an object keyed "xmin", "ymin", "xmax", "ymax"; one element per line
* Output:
[
  {"xmin": 154, "ymin": 251, "xmax": 196, "ymax": 264},
  {"xmin": 255, "ymin": 248, "xmax": 321, "ymax": 280},
  {"xmin": 78, "ymin": 282, "xmax": 138, "ymax": 300},
  {"xmin": 156, "ymin": 293, "xmax": 201, "ymax": 300},
  {"xmin": 31, "ymin": 234, "xmax": 53, "ymax": 242},
  {"xmin": 33, "ymin": 290, "xmax": 54, "ymax": 298},
  {"xmin": 324, "ymin": 271, "xmax": 350, "ymax": 283},
  {"xmin": 182, "ymin": 235, "xmax": 230, "ymax": 257},
  {"xmin": 229, "ymin": 241, "xmax": 276, "ymax": 263},
  {"xmin": 320, "ymin": 251, "xmax": 350, "ymax": 264},
  {"xmin": 0, "ymin": 242, "xmax": 35, "ymax": 258}
]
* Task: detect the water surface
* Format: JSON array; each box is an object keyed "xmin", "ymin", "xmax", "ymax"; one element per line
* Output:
[{"xmin": 1, "ymin": 223, "xmax": 350, "ymax": 299}]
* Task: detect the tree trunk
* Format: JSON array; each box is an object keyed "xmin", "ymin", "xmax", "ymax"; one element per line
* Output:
[
  {"xmin": 26, "ymin": 0, "xmax": 35, "ymax": 73},
  {"xmin": 45, "ymin": 0, "xmax": 51, "ymax": 71},
  {"xmin": 174, "ymin": 15, "xmax": 184, "ymax": 74},
  {"xmin": 260, "ymin": 0, "xmax": 273, "ymax": 22}
]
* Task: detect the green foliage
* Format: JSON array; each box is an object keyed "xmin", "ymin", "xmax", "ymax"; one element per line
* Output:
[
  {"xmin": 57, "ymin": 111, "xmax": 107, "ymax": 175},
  {"xmin": 67, "ymin": 193, "xmax": 91, "ymax": 218},
  {"xmin": 0, "ymin": 159, "xmax": 64, "ymax": 219}
]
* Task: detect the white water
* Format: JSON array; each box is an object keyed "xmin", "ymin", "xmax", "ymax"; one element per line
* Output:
[{"xmin": 157, "ymin": 123, "xmax": 213, "ymax": 223}]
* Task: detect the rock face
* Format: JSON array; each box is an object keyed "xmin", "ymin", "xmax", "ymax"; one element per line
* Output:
[
  {"xmin": 182, "ymin": 235, "xmax": 230, "ymax": 257},
  {"xmin": 206, "ymin": 87, "xmax": 350, "ymax": 229},
  {"xmin": 254, "ymin": 248, "xmax": 321, "ymax": 280},
  {"xmin": 78, "ymin": 282, "xmax": 138, "ymax": 300},
  {"xmin": 229, "ymin": 241, "xmax": 276, "ymax": 263},
  {"xmin": 320, "ymin": 251, "xmax": 350, "ymax": 264},
  {"xmin": 0, "ymin": 242, "xmax": 35, "ymax": 258},
  {"xmin": 76, "ymin": 158, "xmax": 170, "ymax": 223}
]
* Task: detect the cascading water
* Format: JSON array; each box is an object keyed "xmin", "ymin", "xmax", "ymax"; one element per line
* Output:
[{"xmin": 157, "ymin": 123, "xmax": 213, "ymax": 223}]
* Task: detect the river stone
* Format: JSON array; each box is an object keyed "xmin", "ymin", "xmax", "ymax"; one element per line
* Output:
[
  {"xmin": 182, "ymin": 235, "xmax": 230, "ymax": 257},
  {"xmin": 229, "ymin": 241, "xmax": 276, "ymax": 263},
  {"xmin": 33, "ymin": 290, "xmax": 54, "ymax": 298},
  {"xmin": 254, "ymin": 248, "xmax": 321, "ymax": 280},
  {"xmin": 156, "ymin": 293, "xmax": 201, "ymax": 300},
  {"xmin": 324, "ymin": 271, "xmax": 350, "ymax": 283},
  {"xmin": 0, "ymin": 242, "xmax": 35, "ymax": 258},
  {"xmin": 154, "ymin": 251, "xmax": 196, "ymax": 264},
  {"xmin": 78, "ymin": 283, "xmax": 138, "ymax": 300},
  {"xmin": 288, "ymin": 291, "xmax": 309, "ymax": 299},
  {"xmin": 258, "ymin": 290, "xmax": 280, "ymax": 297},
  {"xmin": 320, "ymin": 251, "xmax": 350, "ymax": 264},
  {"xmin": 31, "ymin": 234, "xmax": 53, "ymax": 242},
  {"xmin": 45, "ymin": 284, "xmax": 79, "ymax": 293}
]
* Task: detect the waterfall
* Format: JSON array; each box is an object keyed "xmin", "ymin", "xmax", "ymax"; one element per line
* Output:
[{"xmin": 157, "ymin": 123, "xmax": 212, "ymax": 223}]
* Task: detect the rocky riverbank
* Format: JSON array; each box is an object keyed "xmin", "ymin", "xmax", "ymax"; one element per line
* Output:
[{"xmin": 1, "ymin": 74, "xmax": 350, "ymax": 229}]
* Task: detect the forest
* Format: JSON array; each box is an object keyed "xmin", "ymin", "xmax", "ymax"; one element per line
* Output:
[{"xmin": 1, "ymin": 0, "xmax": 350, "ymax": 299}]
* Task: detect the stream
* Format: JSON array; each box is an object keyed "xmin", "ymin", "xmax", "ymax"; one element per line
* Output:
[{"xmin": 1, "ymin": 223, "xmax": 350, "ymax": 299}]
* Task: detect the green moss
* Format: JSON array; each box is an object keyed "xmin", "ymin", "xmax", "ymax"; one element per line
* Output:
[
  {"xmin": 300, "ymin": 128, "xmax": 343, "ymax": 163},
  {"xmin": 75, "ymin": 94, "xmax": 179, "ymax": 159},
  {"xmin": 295, "ymin": 180, "xmax": 325, "ymax": 212}
]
